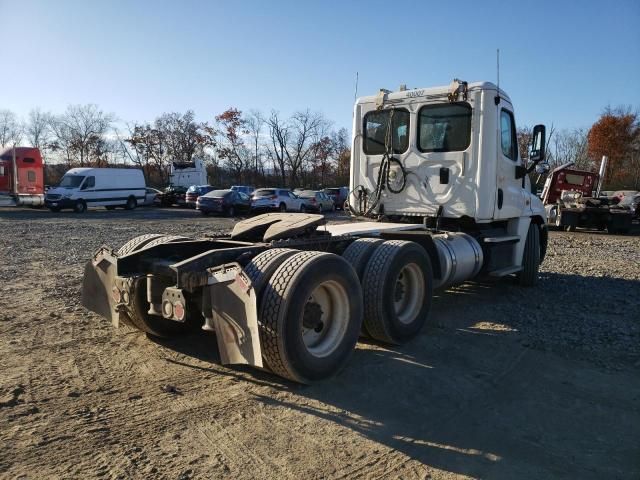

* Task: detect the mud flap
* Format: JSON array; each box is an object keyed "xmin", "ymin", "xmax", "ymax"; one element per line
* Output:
[
  {"xmin": 81, "ymin": 246, "xmax": 120, "ymax": 327},
  {"xmin": 206, "ymin": 264, "xmax": 262, "ymax": 368}
]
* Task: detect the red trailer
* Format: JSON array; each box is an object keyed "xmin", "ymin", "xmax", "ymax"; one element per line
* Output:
[{"xmin": 0, "ymin": 147, "xmax": 45, "ymax": 207}]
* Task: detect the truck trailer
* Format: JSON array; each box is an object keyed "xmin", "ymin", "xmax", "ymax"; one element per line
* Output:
[{"xmin": 82, "ymin": 80, "xmax": 550, "ymax": 383}]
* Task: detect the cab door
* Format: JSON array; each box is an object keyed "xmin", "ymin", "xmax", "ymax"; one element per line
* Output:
[
  {"xmin": 80, "ymin": 175, "xmax": 96, "ymax": 204},
  {"xmin": 495, "ymin": 105, "xmax": 525, "ymax": 219}
]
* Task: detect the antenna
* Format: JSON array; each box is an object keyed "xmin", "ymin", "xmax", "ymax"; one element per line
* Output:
[
  {"xmin": 495, "ymin": 48, "xmax": 501, "ymax": 105},
  {"xmin": 353, "ymin": 71, "xmax": 359, "ymax": 103},
  {"xmin": 497, "ymin": 48, "xmax": 500, "ymax": 91}
]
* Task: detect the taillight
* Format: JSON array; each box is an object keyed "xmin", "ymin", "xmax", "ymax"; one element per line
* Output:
[
  {"xmin": 311, "ymin": 198, "xmax": 317, "ymax": 203},
  {"xmin": 270, "ymin": 195, "xmax": 278, "ymax": 200}
]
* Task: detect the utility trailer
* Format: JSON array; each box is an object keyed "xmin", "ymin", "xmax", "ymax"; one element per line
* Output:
[
  {"xmin": 82, "ymin": 80, "xmax": 550, "ymax": 383},
  {"xmin": 541, "ymin": 157, "xmax": 633, "ymax": 234}
]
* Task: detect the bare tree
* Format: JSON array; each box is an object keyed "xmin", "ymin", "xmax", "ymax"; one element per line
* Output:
[
  {"xmin": 125, "ymin": 112, "xmax": 215, "ymax": 186},
  {"xmin": 48, "ymin": 116, "xmax": 75, "ymax": 167},
  {"xmin": 156, "ymin": 111, "xmax": 215, "ymax": 164},
  {"xmin": 266, "ymin": 110, "xmax": 289, "ymax": 186},
  {"xmin": 0, "ymin": 110, "xmax": 23, "ymax": 147},
  {"xmin": 331, "ymin": 128, "xmax": 351, "ymax": 186},
  {"xmin": 245, "ymin": 110, "xmax": 264, "ymax": 181},
  {"xmin": 25, "ymin": 108, "xmax": 53, "ymax": 159},
  {"xmin": 286, "ymin": 110, "xmax": 328, "ymax": 186},
  {"xmin": 551, "ymin": 128, "xmax": 590, "ymax": 170},
  {"xmin": 57, "ymin": 105, "xmax": 114, "ymax": 166}
]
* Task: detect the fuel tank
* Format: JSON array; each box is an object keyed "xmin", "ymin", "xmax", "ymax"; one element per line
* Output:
[{"xmin": 432, "ymin": 232, "xmax": 483, "ymax": 289}]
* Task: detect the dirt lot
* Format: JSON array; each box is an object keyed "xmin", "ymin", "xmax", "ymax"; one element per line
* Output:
[{"xmin": 1, "ymin": 207, "xmax": 639, "ymax": 480}]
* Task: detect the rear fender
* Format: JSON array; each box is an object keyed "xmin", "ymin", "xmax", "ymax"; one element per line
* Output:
[
  {"xmin": 203, "ymin": 263, "xmax": 262, "ymax": 368},
  {"xmin": 81, "ymin": 246, "xmax": 120, "ymax": 326}
]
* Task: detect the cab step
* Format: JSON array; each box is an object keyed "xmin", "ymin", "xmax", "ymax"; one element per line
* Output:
[
  {"xmin": 489, "ymin": 266, "xmax": 522, "ymax": 277},
  {"xmin": 482, "ymin": 235, "xmax": 520, "ymax": 244}
]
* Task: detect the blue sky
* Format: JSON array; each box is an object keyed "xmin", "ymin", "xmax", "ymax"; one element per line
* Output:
[{"xmin": 1, "ymin": 0, "xmax": 639, "ymax": 133}]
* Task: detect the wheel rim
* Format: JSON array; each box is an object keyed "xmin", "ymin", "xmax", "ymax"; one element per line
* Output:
[
  {"xmin": 301, "ymin": 280, "xmax": 350, "ymax": 358},
  {"xmin": 393, "ymin": 263, "xmax": 425, "ymax": 324}
]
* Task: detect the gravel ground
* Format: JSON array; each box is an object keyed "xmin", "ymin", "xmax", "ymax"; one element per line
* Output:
[{"xmin": 0, "ymin": 207, "xmax": 639, "ymax": 479}]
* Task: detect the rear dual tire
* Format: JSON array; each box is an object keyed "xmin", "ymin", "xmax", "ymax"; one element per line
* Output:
[
  {"xmin": 117, "ymin": 235, "xmax": 192, "ymax": 337},
  {"xmin": 361, "ymin": 240, "xmax": 433, "ymax": 344},
  {"xmin": 248, "ymin": 250, "xmax": 363, "ymax": 383}
]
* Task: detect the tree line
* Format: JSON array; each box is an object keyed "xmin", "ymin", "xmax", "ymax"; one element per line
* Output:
[
  {"xmin": 0, "ymin": 106, "xmax": 351, "ymax": 189},
  {"xmin": 1, "ymin": 104, "xmax": 638, "ymax": 190}
]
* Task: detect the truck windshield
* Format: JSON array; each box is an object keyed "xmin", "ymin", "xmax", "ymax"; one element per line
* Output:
[
  {"xmin": 58, "ymin": 175, "xmax": 85, "ymax": 188},
  {"xmin": 363, "ymin": 109, "xmax": 410, "ymax": 155}
]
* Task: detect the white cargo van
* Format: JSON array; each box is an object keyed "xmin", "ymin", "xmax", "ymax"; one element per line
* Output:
[{"xmin": 45, "ymin": 168, "xmax": 146, "ymax": 213}]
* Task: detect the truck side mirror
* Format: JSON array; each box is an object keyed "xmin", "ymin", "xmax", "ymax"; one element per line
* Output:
[{"xmin": 530, "ymin": 124, "xmax": 546, "ymax": 163}]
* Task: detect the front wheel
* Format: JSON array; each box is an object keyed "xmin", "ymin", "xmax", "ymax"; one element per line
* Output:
[
  {"xmin": 517, "ymin": 223, "xmax": 540, "ymax": 287},
  {"xmin": 73, "ymin": 200, "xmax": 87, "ymax": 213},
  {"xmin": 278, "ymin": 203, "xmax": 287, "ymax": 212},
  {"xmin": 125, "ymin": 196, "xmax": 137, "ymax": 210}
]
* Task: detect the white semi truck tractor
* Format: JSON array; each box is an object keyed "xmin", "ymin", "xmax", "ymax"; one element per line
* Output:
[{"xmin": 82, "ymin": 79, "xmax": 549, "ymax": 383}]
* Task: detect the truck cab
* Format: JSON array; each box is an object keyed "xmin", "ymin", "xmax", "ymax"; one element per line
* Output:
[
  {"xmin": 0, "ymin": 147, "xmax": 45, "ymax": 207},
  {"xmin": 350, "ymin": 80, "xmax": 545, "ymax": 224},
  {"xmin": 349, "ymin": 80, "xmax": 548, "ymax": 278}
]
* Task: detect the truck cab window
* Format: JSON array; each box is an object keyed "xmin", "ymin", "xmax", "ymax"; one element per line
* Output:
[
  {"xmin": 0, "ymin": 166, "xmax": 5, "ymax": 176},
  {"xmin": 418, "ymin": 103, "xmax": 471, "ymax": 152},
  {"xmin": 500, "ymin": 109, "xmax": 518, "ymax": 161},
  {"xmin": 82, "ymin": 176, "xmax": 95, "ymax": 190},
  {"xmin": 363, "ymin": 109, "xmax": 410, "ymax": 155}
]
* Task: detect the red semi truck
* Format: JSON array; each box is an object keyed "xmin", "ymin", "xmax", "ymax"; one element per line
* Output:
[
  {"xmin": 0, "ymin": 147, "xmax": 45, "ymax": 207},
  {"xmin": 541, "ymin": 157, "xmax": 633, "ymax": 234}
]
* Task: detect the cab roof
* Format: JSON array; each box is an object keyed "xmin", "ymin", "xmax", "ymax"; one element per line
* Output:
[{"xmin": 355, "ymin": 81, "xmax": 511, "ymax": 105}]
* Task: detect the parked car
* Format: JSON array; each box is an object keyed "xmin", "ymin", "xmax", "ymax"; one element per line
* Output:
[
  {"xmin": 45, "ymin": 167, "xmax": 145, "ymax": 213},
  {"xmin": 250, "ymin": 188, "xmax": 306, "ymax": 212},
  {"xmin": 230, "ymin": 185, "xmax": 255, "ymax": 195},
  {"xmin": 296, "ymin": 190, "xmax": 335, "ymax": 212},
  {"xmin": 324, "ymin": 186, "xmax": 349, "ymax": 210},
  {"xmin": 144, "ymin": 187, "xmax": 162, "ymax": 206},
  {"xmin": 157, "ymin": 185, "xmax": 188, "ymax": 207},
  {"xmin": 197, "ymin": 189, "xmax": 251, "ymax": 216},
  {"xmin": 186, "ymin": 185, "xmax": 215, "ymax": 208}
]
